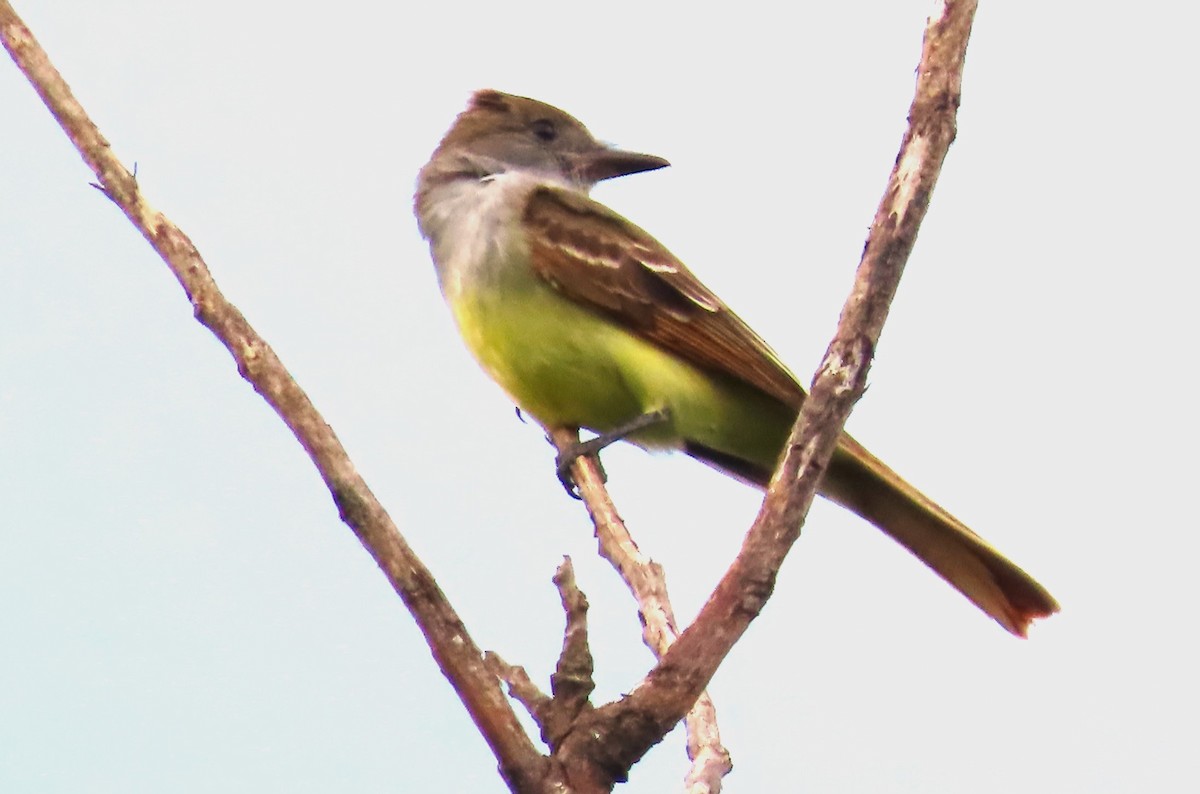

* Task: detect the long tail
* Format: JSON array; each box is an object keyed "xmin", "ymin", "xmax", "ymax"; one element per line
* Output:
[{"xmin": 685, "ymin": 436, "xmax": 1059, "ymax": 636}]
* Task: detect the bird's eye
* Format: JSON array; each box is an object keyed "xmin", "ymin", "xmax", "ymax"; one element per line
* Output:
[{"xmin": 531, "ymin": 118, "xmax": 558, "ymax": 142}]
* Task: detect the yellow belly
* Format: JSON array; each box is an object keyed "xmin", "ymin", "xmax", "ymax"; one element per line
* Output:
[{"xmin": 448, "ymin": 277, "xmax": 794, "ymax": 461}]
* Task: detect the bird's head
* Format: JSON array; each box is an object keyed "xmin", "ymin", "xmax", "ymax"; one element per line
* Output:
[{"xmin": 430, "ymin": 90, "xmax": 669, "ymax": 189}]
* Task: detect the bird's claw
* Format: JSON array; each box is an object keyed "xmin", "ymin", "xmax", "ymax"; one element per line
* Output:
[{"xmin": 555, "ymin": 438, "xmax": 609, "ymax": 499}]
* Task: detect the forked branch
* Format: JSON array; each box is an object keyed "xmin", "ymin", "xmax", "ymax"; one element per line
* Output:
[
  {"xmin": 552, "ymin": 0, "xmax": 981, "ymax": 780},
  {"xmin": 2, "ymin": 0, "xmax": 980, "ymax": 789}
]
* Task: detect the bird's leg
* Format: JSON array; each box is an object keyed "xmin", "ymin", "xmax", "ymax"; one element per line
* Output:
[{"xmin": 555, "ymin": 408, "xmax": 671, "ymax": 498}]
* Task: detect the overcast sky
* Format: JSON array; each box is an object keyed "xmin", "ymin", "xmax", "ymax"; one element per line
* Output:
[{"xmin": 3, "ymin": 1, "xmax": 1197, "ymax": 792}]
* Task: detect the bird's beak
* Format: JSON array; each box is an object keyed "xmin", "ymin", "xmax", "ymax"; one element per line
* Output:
[{"xmin": 571, "ymin": 147, "xmax": 670, "ymax": 183}]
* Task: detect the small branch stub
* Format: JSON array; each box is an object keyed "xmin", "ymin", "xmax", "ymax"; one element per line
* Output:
[{"xmin": 485, "ymin": 558, "xmax": 598, "ymax": 752}]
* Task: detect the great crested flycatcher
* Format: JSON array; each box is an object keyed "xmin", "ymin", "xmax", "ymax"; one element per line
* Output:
[{"xmin": 415, "ymin": 90, "xmax": 1058, "ymax": 636}]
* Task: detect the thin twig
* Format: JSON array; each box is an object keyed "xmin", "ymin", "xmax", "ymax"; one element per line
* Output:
[
  {"xmin": 486, "ymin": 652, "xmax": 553, "ymax": 723},
  {"xmin": 551, "ymin": 428, "xmax": 732, "ymax": 791},
  {"xmin": 0, "ymin": 4, "xmax": 554, "ymax": 791}
]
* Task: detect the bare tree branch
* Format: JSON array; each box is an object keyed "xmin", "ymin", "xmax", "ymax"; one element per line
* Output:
[
  {"xmin": 486, "ymin": 653, "xmax": 553, "ymax": 725},
  {"xmin": 0, "ymin": 3, "xmax": 556, "ymax": 791},
  {"xmin": 487, "ymin": 559, "xmax": 598, "ymax": 749},
  {"xmin": 549, "ymin": 558, "xmax": 597, "ymax": 717},
  {"xmin": 551, "ymin": 428, "xmax": 733, "ymax": 791},
  {"xmin": 553, "ymin": 0, "xmax": 981, "ymax": 778},
  {"xmin": 4, "ymin": 0, "xmax": 982, "ymax": 788}
]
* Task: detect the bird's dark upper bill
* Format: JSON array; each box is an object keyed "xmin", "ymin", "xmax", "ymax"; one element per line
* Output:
[{"xmin": 573, "ymin": 148, "xmax": 670, "ymax": 182}]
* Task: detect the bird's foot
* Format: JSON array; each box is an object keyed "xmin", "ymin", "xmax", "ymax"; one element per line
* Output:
[{"xmin": 554, "ymin": 408, "xmax": 671, "ymax": 498}]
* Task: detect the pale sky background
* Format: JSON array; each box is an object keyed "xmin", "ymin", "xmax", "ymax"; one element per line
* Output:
[{"xmin": 2, "ymin": 1, "xmax": 1196, "ymax": 792}]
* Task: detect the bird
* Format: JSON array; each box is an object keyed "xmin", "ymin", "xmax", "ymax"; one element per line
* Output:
[{"xmin": 414, "ymin": 89, "xmax": 1058, "ymax": 636}]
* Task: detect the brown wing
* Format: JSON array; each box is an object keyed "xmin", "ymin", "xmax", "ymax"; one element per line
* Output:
[{"xmin": 522, "ymin": 185, "xmax": 805, "ymax": 409}]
